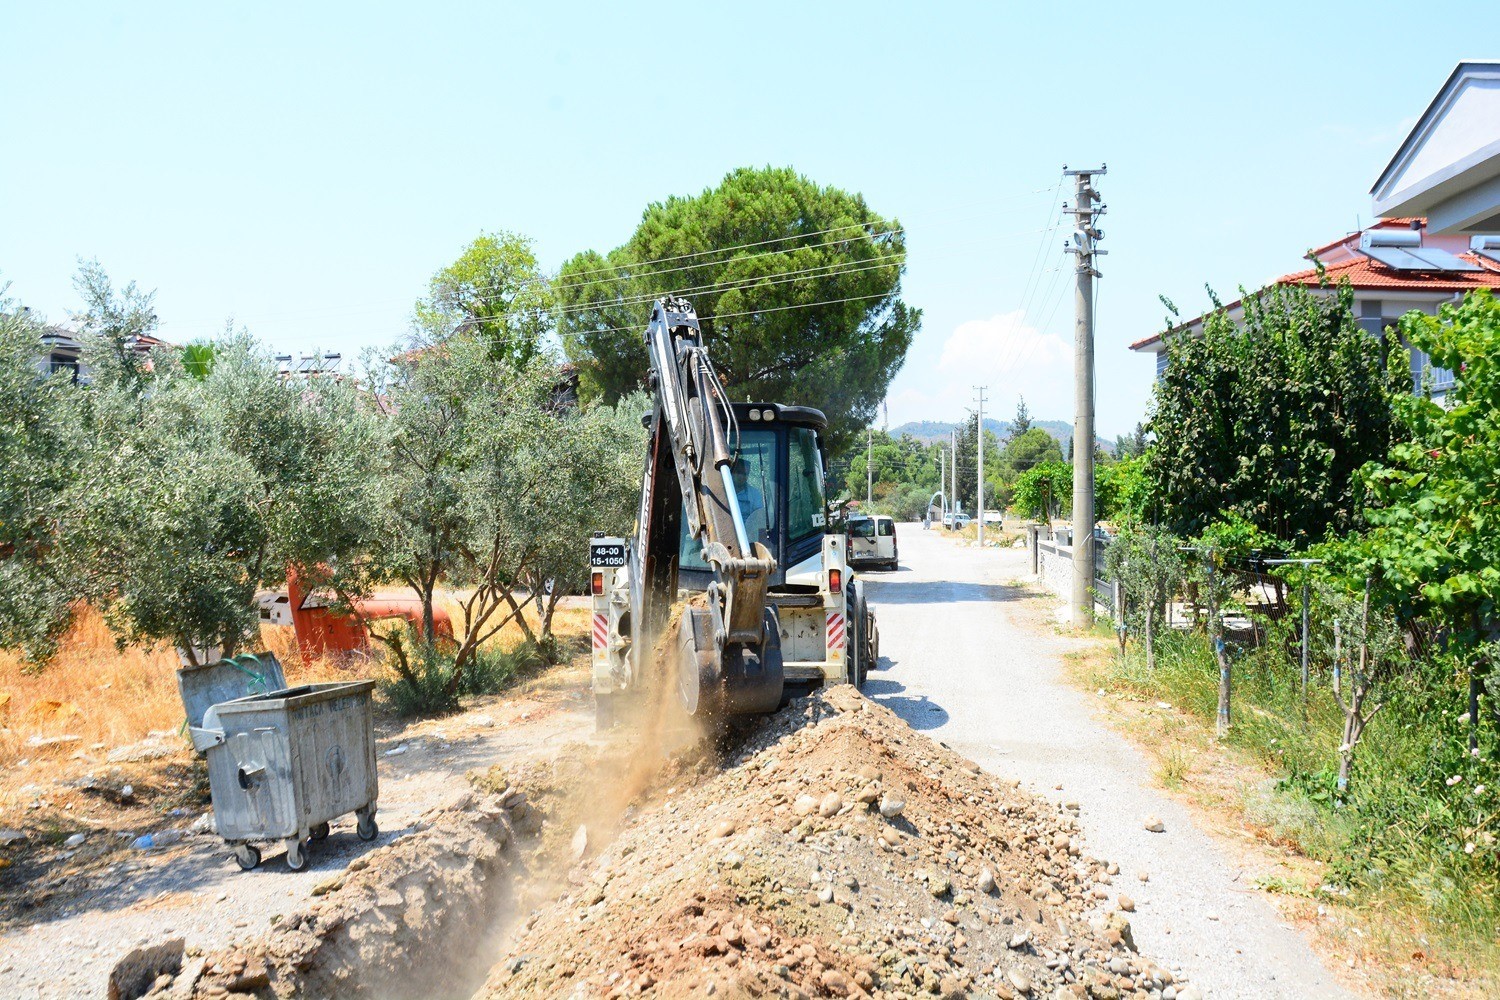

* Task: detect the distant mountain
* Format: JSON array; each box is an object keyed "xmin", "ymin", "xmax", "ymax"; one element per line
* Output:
[{"xmin": 892, "ymin": 417, "xmax": 1080, "ymax": 450}]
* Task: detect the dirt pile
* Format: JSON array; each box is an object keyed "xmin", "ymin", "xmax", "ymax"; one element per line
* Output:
[{"xmin": 480, "ymin": 686, "xmax": 1187, "ymax": 999}]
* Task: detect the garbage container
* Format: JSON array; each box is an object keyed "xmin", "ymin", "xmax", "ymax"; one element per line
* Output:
[
  {"xmin": 198, "ymin": 681, "xmax": 379, "ymax": 871},
  {"xmin": 177, "ymin": 652, "xmax": 287, "ymax": 733}
]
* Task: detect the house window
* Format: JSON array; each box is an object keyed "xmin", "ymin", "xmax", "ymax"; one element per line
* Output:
[
  {"xmin": 47, "ymin": 353, "xmax": 80, "ymax": 382},
  {"xmin": 1154, "ymin": 352, "xmax": 1169, "ymax": 379},
  {"xmin": 1406, "ymin": 337, "xmax": 1455, "ymax": 394}
]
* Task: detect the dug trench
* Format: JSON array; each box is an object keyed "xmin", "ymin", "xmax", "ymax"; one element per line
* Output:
[{"xmin": 132, "ymin": 687, "xmax": 1199, "ymax": 1000}]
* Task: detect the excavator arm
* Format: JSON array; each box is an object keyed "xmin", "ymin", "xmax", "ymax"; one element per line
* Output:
[{"xmin": 631, "ymin": 297, "xmax": 783, "ymax": 716}]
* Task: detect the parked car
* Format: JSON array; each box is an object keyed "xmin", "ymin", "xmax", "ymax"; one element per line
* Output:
[{"xmin": 847, "ymin": 514, "xmax": 898, "ymax": 570}]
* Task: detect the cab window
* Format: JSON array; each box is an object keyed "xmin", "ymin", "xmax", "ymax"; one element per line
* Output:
[
  {"xmin": 786, "ymin": 427, "xmax": 826, "ymax": 545},
  {"xmin": 679, "ymin": 428, "xmax": 778, "ymax": 568}
]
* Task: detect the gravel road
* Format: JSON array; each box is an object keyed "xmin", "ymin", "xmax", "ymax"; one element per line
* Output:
[{"xmin": 858, "ymin": 524, "xmax": 1362, "ymax": 1000}]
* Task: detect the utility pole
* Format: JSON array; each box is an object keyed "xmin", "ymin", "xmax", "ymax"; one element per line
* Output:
[
  {"xmin": 974, "ymin": 386, "xmax": 987, "ymax": 547},
  {"xmin": 1064, "ymin": 164, "xmax": 1106, "ymax": 626},
  {"xmin": 938, "ymin": 444, "xmax": 946, "ymax": 523},
  {"xmin": 950, "ymin": 427, "xmax": 958, "ymax": 525},
  {"xmin": 866, "ymin": 428, "xmax": 873, "ymax": 507}
]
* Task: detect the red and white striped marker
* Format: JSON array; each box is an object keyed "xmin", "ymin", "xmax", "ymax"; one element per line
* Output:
[
  {"xmin": 825, "ymin": 610, "xmax": 846, "ymax": 651},
  {"xmin": 592, "ymin": 612, "xmax": 609, "ymax": 652}
]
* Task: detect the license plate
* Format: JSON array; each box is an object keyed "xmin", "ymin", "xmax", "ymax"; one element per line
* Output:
[{"xmin": 590, "ymin": 542, "xmax": 627, "ymax": 567}]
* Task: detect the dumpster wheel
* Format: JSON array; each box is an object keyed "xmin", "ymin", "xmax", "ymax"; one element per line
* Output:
[
  {"xmin": 310, "ymin": 821, "xmax": 330, "ymax": 841},
  {"xmin": 286, "ymin": 838, "xmax": 308, "ymax": 871},
  {"xmin": 357, "ymin": 808, "xmax": 378, "ymax": 841},
  {"xmin": 234, "ymin": 844, "xmax": 261, "ymax": 871}
]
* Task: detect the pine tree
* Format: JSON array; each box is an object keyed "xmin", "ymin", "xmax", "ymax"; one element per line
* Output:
[{"xmin": 1010, "ymin": 396, "xmax": 1033, "ymax": 441}]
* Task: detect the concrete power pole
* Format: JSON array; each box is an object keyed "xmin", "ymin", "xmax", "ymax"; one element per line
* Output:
[
  {"xmin": 938, "ymin": 444, "xmax": 946, "ymax": 522},
  {"xmin": 950, "ymin": 428, "xmax": 958, "ymax": 525},
  {"xmin": 866, "ymin": 428, "xmax": 873, "ymax": 507},
  {"xmin": 974, "ymin": 386, "xmax": 987, "ymax": 547},
  {"xmin": 1064, "ymin": 165, "xmax": 1106, "ymax": 626}
]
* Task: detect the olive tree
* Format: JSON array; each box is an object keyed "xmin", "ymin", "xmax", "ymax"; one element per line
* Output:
[
  {"xmin": 64, "ymin": 327, "xmax": 379, "ymax": 663},
  {"xmin": 0, "ymin": 287, "xmax": 82, "ymax": 662},
  {"xmin": 23, "ymin": 262, "xmax": 383, "ymax": 664}
]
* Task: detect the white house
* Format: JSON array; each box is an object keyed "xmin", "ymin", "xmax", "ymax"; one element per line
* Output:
[{"xmin": 1372, "ymin": 61, "xmax": 1500, "ymax": 235}]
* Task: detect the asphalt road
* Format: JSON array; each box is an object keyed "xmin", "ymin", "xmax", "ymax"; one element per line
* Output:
[{"xmin": 857, "ymin": 524, "xmax": 1361, "ymax": 1000}]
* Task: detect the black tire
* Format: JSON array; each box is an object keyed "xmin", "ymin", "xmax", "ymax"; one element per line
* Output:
[
  {"xmin": 357, "ymin": 813, "xmax": 379, "ymax": 842},
  {"xmin": 849, "ymin": 593, "xmax": 869, "ymax": 689},
  {"xmin": 310, "ymin": 822, "xmax": 330, "ymax": 841},
  {"xmin": 234, "ymin": 844, "xmax": 260, "ymax": 871},
  {"xmin": 285, "ymin": 840, "xmax": 307, "ymax": 871}
]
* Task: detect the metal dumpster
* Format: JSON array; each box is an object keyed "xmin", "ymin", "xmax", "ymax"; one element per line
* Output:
[
  {"xmin": 177, "ymin": 652, "xmax": 287, "ymax": 733},
  {"xmin": 198, "ymin": 681, "xmax": 379, "ymax": 871}
]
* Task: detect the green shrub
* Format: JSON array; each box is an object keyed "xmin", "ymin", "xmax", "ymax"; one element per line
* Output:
[
  {"xmin": 460, "ymin": 642, "xmax": 536, "ymax": 697},
  {"xmin": 380, "ymin": 640, "xmax": 463, "ymax": 717}
]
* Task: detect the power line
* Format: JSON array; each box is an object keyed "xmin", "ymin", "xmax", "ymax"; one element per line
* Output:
[
  {"xmin": 551, "ymin": 251, "xmax": 908, "ymax": 318},
  {"xmin": 156, "ymin": 190, "xmax": 1063, "ymax": 334}
]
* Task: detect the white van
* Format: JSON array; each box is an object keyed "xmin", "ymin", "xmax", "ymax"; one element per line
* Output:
[{"xmin": 847, "ymin": 514, "xmax": 898, "ymax": 570}]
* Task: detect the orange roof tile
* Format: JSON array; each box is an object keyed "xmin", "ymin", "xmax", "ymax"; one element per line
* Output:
[
  {"xmin": 1278, "ymin": 252, "xmax": 1500, "ymax": 291},
  {"xmin": 1129, "ymin": 250, "xmax": 1500, "ymax": 352}
]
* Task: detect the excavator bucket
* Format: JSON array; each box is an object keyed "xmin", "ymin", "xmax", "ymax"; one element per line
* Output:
[{"xmin": 674, "ymin": 607, "xmax": 784, "ymax": 718}]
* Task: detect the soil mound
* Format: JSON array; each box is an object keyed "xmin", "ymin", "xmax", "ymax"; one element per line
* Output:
[{"xmin": 480, "ymin": 686, "xmax": 1176, "ymax": 999}]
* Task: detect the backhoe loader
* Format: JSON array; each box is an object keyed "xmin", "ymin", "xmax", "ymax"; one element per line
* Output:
[{"xmin": 589, "ymin": 297, "xmax": 878, "ymax": 727}]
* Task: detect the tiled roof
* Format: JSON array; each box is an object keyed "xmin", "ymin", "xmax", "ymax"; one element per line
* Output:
[
  {"xmin": 1130, "ymin": 249, "xmax": 1500, "ymax": 351},
  {"xmin": 1278, "ymin": 253, "xmax": 1500, "ymax": 291}
]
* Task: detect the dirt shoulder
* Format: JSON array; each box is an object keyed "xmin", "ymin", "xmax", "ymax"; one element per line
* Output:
[{"xmin": 1053, "ymin": 601, "xmax": 1491, "ymax": 999}]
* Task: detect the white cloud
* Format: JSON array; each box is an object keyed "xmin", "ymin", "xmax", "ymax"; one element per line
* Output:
[
  {"xmin": 938, "ymin": 310, "xmax": 1070, "ymax": 381},
  {"xmin": 883, "ymin": 312, "xmax": 1078, "ymax": 429}
]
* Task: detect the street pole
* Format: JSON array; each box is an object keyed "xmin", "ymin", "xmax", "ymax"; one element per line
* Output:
[
  {"xmin": 939, "ymin": 445, "xmax": 946, "ymax": 523},
  {"xmin": 974, "ymin": 386, "xmax": 987, "ymax": 547},
  {"xmin": 1065, "ymin": 164, "xmax": 1106, "ymax": 626},
  {"xmin": 950, "ymin": 427, "xmax": 957, "ymax": 526},
  {"xmin": 866, "ymin": 428, "xmax": 873, "ymax": 508}
]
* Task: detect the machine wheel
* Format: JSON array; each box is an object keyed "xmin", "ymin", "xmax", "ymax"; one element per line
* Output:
[
  {"xmin": 285, "ymin": 838, "xmax": 307, "ymax": 871},
  {"xmin": 234, "ymin": 844, "xmax": 261, "ymax": 871},
  {"xmin": 849, "ymin": 593, "xmax": 869, "ymax": 689},
  {"xmin": 309, "ymin": 822, "xmax": 330, "ymax": 841},
  {"xmin": 357, "ymin": 810, "xmax": 379, "ymax": 842}
]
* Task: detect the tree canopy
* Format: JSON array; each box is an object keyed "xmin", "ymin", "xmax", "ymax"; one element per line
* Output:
[
  {"xmin": 413, "ymin": 230, "xmax": 553, "ymax": 368},
  {"xmin": 0, "ymin": 287, "xmax": 81, "ymax": 660},
  {"xmin": 1146, "ymin": 280, "xmax": 1407, "ymax": 548},
  {"xmin": 1359, "ymin": 291, "xmax": 1500, "ymax": 631},
  {"xmin": 557, "ymin": 167, "xmax": 920, "ymax": 451}
]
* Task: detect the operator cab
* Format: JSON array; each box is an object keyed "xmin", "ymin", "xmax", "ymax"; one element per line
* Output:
[{"xmin": 677, "ymin": 402, "xmax": 829, "ymax": 591}]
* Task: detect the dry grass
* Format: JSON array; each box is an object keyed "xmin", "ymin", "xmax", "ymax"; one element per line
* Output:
[
  {"xmin": 0, "ymin": 596, "xmax": 590, "ymax": 767},
  {"xmin": 939, "ymin": 521, "xmax": 1023, "ymax": 546}
]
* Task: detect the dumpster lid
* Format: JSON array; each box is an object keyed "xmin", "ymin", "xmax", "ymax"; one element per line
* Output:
[
  {"xmin": 175, "ymin": 652, "xmax": 288, "ymax": 729},
  {"xmin": 211, "ymin": 679, "xmax": 376, "ymax": 716}
]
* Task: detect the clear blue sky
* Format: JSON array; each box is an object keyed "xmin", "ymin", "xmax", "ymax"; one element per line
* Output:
[{"xmin": 1, "ymin": 2, "xmax": 1485, "ymax": 438}]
